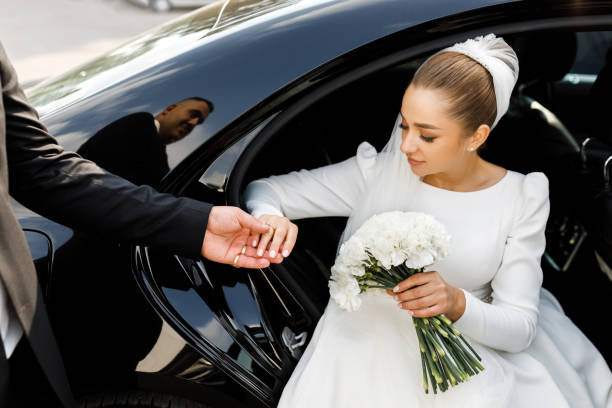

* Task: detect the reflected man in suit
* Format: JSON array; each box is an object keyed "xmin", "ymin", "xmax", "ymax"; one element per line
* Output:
[{"xmin": 77, "ymin": 97, "xmax": 213, "ymax": 187}]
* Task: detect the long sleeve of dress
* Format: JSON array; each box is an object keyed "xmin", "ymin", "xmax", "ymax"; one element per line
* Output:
[
  {"xmin": 452, "ymin": 173, "xmax": 550, "ymax": 353},
  {"xmin": 244, "ymin": 142, "xmax": 378, "ymax": 219}
]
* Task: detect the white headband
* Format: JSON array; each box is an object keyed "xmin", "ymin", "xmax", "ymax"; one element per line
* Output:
[{"xmin": 427, "ymin": 33, "xmax": 519, "ymax": 129}]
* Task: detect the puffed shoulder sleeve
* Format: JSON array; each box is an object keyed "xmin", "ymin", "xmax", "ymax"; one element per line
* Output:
[
  {"xmin": 453, "ymin": 172, "xmax": 550, "ymax": 352},
  {"xmin": 244, "ymin": 142, "xmax": 377, "ymax": 219}
]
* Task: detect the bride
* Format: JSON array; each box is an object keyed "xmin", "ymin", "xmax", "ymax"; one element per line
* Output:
[{"xmin": 243, "ymin": 34, "xmax": 612, "ymax": 407}]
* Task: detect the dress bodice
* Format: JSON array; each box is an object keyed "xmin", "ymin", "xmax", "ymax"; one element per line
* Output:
[{"xmin": 408, "ymin": 170, "xmax": 517, "ymax": 301}]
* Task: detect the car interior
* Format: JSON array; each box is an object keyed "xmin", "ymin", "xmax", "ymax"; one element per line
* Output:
[{"xmin": 227, "ymin": 29, "xmax": 612, "ymax": 363}]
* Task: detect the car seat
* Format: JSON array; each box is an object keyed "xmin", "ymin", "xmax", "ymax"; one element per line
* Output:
[
  {"xmin": 582, "ymin": 44, "xmax": 612, "ymax": 276},
  {"xmin": 480, "ymin": 31, "xmax": 584, "ymax": 273},
  {"xmin": 480, "ymin": 31, "xmax": 581, "ymax": 190}
]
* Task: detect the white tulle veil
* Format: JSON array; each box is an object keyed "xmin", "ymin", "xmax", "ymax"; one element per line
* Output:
[{"xmin": 337, "ymin": 34, "xmax": 519, "ymax": 251}]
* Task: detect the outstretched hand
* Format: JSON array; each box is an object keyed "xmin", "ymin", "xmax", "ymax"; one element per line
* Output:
[{"xmin": 201, "ymin": 206, "xmax": 284, "ymax": 268}]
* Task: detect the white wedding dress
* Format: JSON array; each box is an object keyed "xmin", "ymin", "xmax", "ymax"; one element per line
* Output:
[{"xmin": 244, "ymin": 141, "xmax": 612, "ymax": 408}]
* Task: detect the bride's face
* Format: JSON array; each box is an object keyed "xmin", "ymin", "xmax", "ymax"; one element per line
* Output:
[{"xmin": 399, "ymin": 83, "xmax": 475, "ymax": 177}]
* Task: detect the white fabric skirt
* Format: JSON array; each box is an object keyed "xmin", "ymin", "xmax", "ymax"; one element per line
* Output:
[{"xmin": 277, "ymin": 288, "xmax": 612, "ymax": 408}]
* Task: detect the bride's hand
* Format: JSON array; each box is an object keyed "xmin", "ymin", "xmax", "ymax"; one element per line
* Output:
[
  {"xmin": 251, "ymin": 214, "xmax": 299, "ymax": 260},
  {"xmin": 385, "ymin": 271, "xmax": 466, "ymax": 322}
]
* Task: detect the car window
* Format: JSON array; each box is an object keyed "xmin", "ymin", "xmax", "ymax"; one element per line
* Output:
[{"xmin": 570, "ymin": 31, "xmax": 612, "ymax": 75}]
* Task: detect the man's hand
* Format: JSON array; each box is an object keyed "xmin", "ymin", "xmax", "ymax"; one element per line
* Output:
[{"xmin": 202, "ymin": 206, "xmax": 283, "ymax": 268}]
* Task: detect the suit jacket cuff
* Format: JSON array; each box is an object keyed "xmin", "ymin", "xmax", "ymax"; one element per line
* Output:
[{"xmin": 158, "ymin": 198, "xmax": 213, "ymax": 258}]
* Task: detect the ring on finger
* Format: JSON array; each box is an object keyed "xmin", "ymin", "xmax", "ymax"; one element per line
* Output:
[{"xmin": 232, "ymin": 245, "xmax": 247, "ymax": 268}]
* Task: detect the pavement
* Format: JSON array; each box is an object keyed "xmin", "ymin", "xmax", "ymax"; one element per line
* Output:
[{"xmin": 0, "ymin": 0, "xmax": 204, "ymax": 87}]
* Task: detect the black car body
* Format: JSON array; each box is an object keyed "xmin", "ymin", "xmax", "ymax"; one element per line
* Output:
[{"xmin": 14, "ymin": 0, "xmax": 612, "ymax": 406}]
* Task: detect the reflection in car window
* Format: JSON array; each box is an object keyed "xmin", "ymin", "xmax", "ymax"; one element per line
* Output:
[{"xmin": 78, "ymin": 97, "xmax": 213, "ymax": 188}]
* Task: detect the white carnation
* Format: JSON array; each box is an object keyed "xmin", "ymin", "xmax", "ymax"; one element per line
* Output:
[
  {"xmin": 329, "ymin": 273, "xmax": 362, "ymax": 312},
  {"xmin": 335, "ymin": 236, "xmax": 367, "ymax": 276},
  {"xmin": 329, "ymin": 211, "xmax": 451, "ymax": 311},
  {"xmin": 352, "ymin": 211, "xmax": 451, "ymax": 270}
]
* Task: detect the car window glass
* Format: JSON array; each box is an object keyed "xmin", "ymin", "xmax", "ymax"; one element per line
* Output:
[
  {"xmin": 76, "ymin": 97, "xmax": 213, "ymax": 190},
  {"xmin": 570, "ymin": 31, "xmax": 612, "ymax": 75}
]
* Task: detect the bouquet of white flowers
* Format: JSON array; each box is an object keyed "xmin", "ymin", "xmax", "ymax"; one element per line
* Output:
[{"xmin": 329, "ymin": 211, "xmax": 484, "ymax": 394}]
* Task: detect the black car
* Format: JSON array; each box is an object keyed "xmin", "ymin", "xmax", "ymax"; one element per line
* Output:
[{"xmin": 15, "ymin": 0, "xmax": 612, "ymax": 406}]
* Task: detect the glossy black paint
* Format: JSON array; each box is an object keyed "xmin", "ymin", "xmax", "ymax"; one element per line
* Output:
[
  {"xmin": 133, "ymin": 249, "xmax": 271, "ymax": 407},
  {"xmin": 29, "ymin": 0, "xmax": 508, "ymax": 171},
  {"xmin": 12, "ymin": 0, "xmax": 612, "ymax": 406}
]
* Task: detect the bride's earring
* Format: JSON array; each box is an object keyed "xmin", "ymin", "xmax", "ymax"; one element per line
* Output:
[{"xmin": 468, "ymin": 146, "xmax": 475, "ymax": 152}]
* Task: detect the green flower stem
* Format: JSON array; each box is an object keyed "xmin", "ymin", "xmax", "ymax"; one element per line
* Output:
[
  {"xmin": 361, "ymin": 276, "xmax": 394, "ymax": 288},
  {"xmin": 437, "ymin": 315, "xmax": 454, "ymax": 327},
  {"xmin": 427, "ymin": 332, "xmax": 451, "ymax": 389},
  {"xmin": 440, "ymin": 356, "xmax": 458, "ymax": 387},
  {"xmin": 379, "ymin": 273, "xmax": 400, "ymax": 284},
  {"xmin": 420, "ymin": 350, "xmax": 429, "ymax": 394},
  {"xmin": 424, "ymin": 352, "xmax": 439, "ymax": 395},
  {"xmin": 397, "ymin": 264, "xmax": 412, "ymax": 279},
  {"xmin": 446, "ymin": 335, "xmax": 474, "ymax": 366},
  {"xmin": 366, "ymin": 273, "xmax": 396, "ymax": 287},
  {"xmin": 437, "ymin": 338, "xmax": 464, "ymax": 377},
  {"xmin": 434, "ymin": 325, "xmax": 450, "ymax": 338},
  {"xmin": 438, "ymin": 361, "xmax": 449, "ymax": 392},
  {"xmin": 414, "ymin": 322, "xmax": 426, "ymax": 353},
  {"xmin": 449, "ymin": 357, "xmax": 470, "ymax": 382},
  {"xmin": 436, "ymin": 316, "xmax": 483, "ymax": 363},
  {"xmin": 440, "ymin": 331, "xmax": 478, "ymax": 378},
  {"xmin": 423, "ymin": 318, "xmax": 483, "ymax": 385},
  {"xmin": 441, "ymin": 351, "xmax": 466, "ymax": 384},
  {"xmin": 422, "ymin": 328, "xmax": 439, "ymax": 363},
  {"xmin": 423, "ymin": 336, "xmax": 443, "ymax": 384},
  {"xmin": 388, "ymin": 266, "xmax": 406, "ymax": 282},
  {"xmin": 433, "ymin": 316, "xmax": 483, "ymax": 372},
  {"xmin": 459, "ymin": 334, "xmax": 483, "ymax": 362},
  {"xmin": 422, "ymin": 319, "xmax": 474, "ymax": 386},
  {"xmin": 370, "ymin": 277, "xmax": 396, "ymax": 287},
  {"xmin": 419, "ymin": 322, "xmax": 449, "ymax": 390},
  {"xmin": 414, "ymin": 320, "xmax": 439, "ymax": 394},
  {"xmin": 450, "ymin": 337, "xmax": 483, "ymax": 372},
  {"xmin": 418, "ymin": 325, "xmax": 443, "ymax": 384},
  {"xmin": 443, "ymin": 337, "xmax": 469, "ymax": 372},
  {"xmin": 462, "ymin": 346, "xmax": 485, "ymax": 372},
  {"xmin": 443, "ymin": 338, "xmax": 474, "ymax": 377},
  {"xmin": 423, "ymin": 328, "xmax": 446, "ymax": 358},
  {"xmin": 397, "ymin": 263, "xmax": 409, "ymax": 273},
  {"xmin": 430, "ymin": 367, "xmax": 438, "ymax": 395},
  {"xmin": 404, "ymin": 264, "xmax": 423, "ymax": 276},
  {"xmin": 450, "ymin": 338, "xmax": 477, "ymax": 369},
  {"xmin": 364, "ymin": 285, "xmax": 395, "ymax": 290},
  {"xmin": 397, "ymin": 269, "xmax": 411, "ymax": 280}
]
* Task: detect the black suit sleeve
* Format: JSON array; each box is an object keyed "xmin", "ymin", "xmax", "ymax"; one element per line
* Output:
[{"xmin": 1, "ymin": 43, "xmax": 212, "ymax": 258}]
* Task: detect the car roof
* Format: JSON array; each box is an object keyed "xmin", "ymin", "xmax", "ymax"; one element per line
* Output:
[
  {"xmin": 28, "ymin": 0, "xmax": 506, "ymax": 131},
  {"xmin": 28, "ymin": 0, "xmax": 502, "ymax": 109},
  {"xmin": 29, "ymin": 0, "xmax": 513, "ymax": 155}
]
